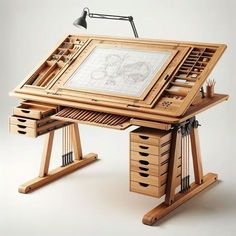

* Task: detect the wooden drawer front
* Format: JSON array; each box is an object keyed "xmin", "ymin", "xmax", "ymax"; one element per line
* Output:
[
  {"xmin": 22, "ymin": 100, "xmax": 59, "ymax": 112},
  {"xmin": 10, "ymin": 120, "xmax": 68, "ymax": 138},
  {"xmin": 130, "ymin": 142, "xmax": 171, "ymax": 155},
  {"xmin": 130, "ymin": 176, "xmax": 181, "ymax": 198},
  {"xmin": 130, "ymin": 165, "xmax": 181, "ymax": 187},
  {"xmin": 10, "ymin": 116, "xmax": 57, "ymax": 129},
  {"xmin": 130, "ymin": 133, "xmax": 160, "ymax": 146},
  {"xmin": 130, "ymin": 181, "xmax": 166, "ymax": 198},
  {"xmin": 130, "ymin": 160, "xmax": 168, "ymax": 176},
  {"xmin": 13, "ymin": 104, "xmax": 56, "ymax": 119},
  {"xmin": 10, "ymin": 116, "xmax": 37, "ymax": 128},
  {"xmin": 130, "ymin": 151, "xmax": 170, "ymax": 165},
  {"xmin": 131, "ymin": 127, "xmax": 172, "ymax": 144},
  {"xmin": 130, "ymin": 171, "xmax": 167, "ymax": 187},
  {"xmin": 10, "ymin": 124, "xmax": 37, "ymax": 137}
]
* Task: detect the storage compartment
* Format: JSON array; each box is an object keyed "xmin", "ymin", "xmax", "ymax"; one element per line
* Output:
[
  {"xmin": 9, "ymin": 118, "xmax": 69, "ymax": 138},
  {"xmin": 130, "ymin": 127, "xmax": 172, "ymax": 145},
  {"xmin": 130, "ymin": 151, "xmax": 170, "ymax": 165},
  {"xmin": 130, "ymin": 160, "xmax": 167, "ymax": 176},
  {"xmin": 130, "ymin": 164, "xmax": 181, "ymax": 187},
  {"xmin": 21, "ymin": 36, "xmax": 87, "ymax": 89},
  {"xmin": 130, "ymin": 175, "xmax": 181, "ymax": 198},
  {"xmin": 10, "ymin": 124, "xmax": 37, "ymax": 137},
  {"xmin": 9, "ymin": 116, "xmax": 53, "ymax": 128},
  {"xmin": 13, "ymin": 103, "xmax": 57, "ymax": 119},
  {"xmin": 10, "ymin": 101, "xmax": 66, "ymax": 138},
  {"xmin": 130, "ymin": 141, "xmax": 171, "ymax": 155},
  {"xmin": 130, "ymin": 181, "xmax": 166, "ymax": 198},
  {"xmin": 129, "ymin": 127, "xmax": 182, "ymax": 198},
  {"xmin": 130, "ymin": 171, "xmax": 168, "ymax": 187}
]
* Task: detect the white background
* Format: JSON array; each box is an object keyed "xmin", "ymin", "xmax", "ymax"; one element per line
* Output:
[{"xmin": 0, "ymin": 0, "xmax": 235, "ymax": 235}]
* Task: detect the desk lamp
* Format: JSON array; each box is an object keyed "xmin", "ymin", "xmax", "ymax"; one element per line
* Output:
[
  {"xmin": 73, "ymin": 7, "xmax": 206, "ymax": 98},
  {"xmin": 73, "ymin": 7, "xmax": 139, "ymax": 38}
]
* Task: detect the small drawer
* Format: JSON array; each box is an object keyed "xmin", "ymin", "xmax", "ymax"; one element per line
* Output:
[
  {"xmin": 130, "ymin": 141, "xmax": 171, "ymax": 155},
  {"xmin": 130, "ymin": 157, "xmax": 182, "ymax": 177},
  {"xmin": 130, "ymin": 151, "xmax": 170, "ymax": 165},
  {"xmin": 10, "ymin": 116, "xmax": 56, "ymax": 129},
  {"xmin": 10, "ymin": 116, "xmax": 37, "ymax": 128},
  {"xmin": 130, "ymin": 133, "xmax": 160, "ymax": 146},
  {"xmin": 13, "ymin": 104, "xmax": 56, "ymax": 119},
  {"xmin": 131, "ymin": 127, "xmax": 172, "ymax": 144},
  {"xmin": 130, "ymin": 181, "xmax": 166, "ymax": 198},
  {"xmin": 10, "ymin": 119, "xmax": 68, "ymax": 138},
  {"xmin": 130, "ymin": 175, "xmax": 181, "ymax": 198},
  {"xmin": 130, "ymin": 142, "xmax": 159, "ymax": 155},
  {"xmin": 22, "ymin": 100, "xmax": 59, "ymax": 112},
  {"xmin": 130, "ymin": 171, "xmax": 167, "ymax": 187},
  {"xmin": 130, "ymin": 160, "xmax": 168, "ymax": 176},
  {"xmin": 9, "ymin": 124, "xmax": 37, "ymax": 137}
]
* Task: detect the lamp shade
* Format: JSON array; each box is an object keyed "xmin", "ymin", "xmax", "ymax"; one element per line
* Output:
[{"xmin": 73, "ymin": 10, "xmax": 87, "ymax": 29}]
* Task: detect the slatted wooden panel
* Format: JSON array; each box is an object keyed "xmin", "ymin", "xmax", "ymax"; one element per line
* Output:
[{"xmin": 52, "ymin": 107, "xmax": 131, "ymax": 130}]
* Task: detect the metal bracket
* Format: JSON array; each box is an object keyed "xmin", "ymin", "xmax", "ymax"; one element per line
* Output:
[{"xmin": 173, "ymin": 117, "xmax": 201, "ymax": 137}]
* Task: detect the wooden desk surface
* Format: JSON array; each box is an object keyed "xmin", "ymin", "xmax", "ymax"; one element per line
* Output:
[
  {"xmin": 10, "ymin": 91, "xmax": 228, "ymax": 124},
  {"xmin": 12, "ymin": 35, "xmax": 227, "ymax": 119}
]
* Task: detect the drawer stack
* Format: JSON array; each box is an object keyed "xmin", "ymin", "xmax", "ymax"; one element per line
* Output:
[
  {"xmin": 130, "ymin": 127, "xmax": 181, "ymax": 198},
  {"xmin": 9, "ymin": 101, "xmax": 68, "ymax": 138}
]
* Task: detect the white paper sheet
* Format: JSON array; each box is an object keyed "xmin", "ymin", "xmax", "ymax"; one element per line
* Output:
[{"xmin": 64, "ymin": 46, "xmax": 172, "ymax": 97}]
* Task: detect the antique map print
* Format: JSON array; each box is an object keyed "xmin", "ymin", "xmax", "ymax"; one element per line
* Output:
[{"xmin": 64, "ymin": 46, "xmax": 172, "ymax": 97}]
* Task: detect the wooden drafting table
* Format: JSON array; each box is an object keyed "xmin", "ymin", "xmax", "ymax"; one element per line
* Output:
[{"xmin": 9, "ymin": 34, "xmax": 229, "ymax": 225}]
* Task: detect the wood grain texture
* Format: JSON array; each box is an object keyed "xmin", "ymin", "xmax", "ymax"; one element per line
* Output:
[
  {"xmin": 164, "ymin": 129, "xmax": 182, "ymax": 205},
  {"xmin": 39, "ymin": 131, "xmax": 54, "ymax": 177},
  {"xmin": 11, "ymin": 34, "xmax": 227, "ymax": 118},
  {"xmin": 70, "ymin": 123, "xmax": 82, "ymax": 160},
  {"xmin": 190, "ymin": 127, "xmax": 203, "ymax": 184},
  {"xmin": 10, "ymin": 92, "xmax": 228, "ymax": 123},
  {"xmin": 142, "ymin": 173, "xmax": 218, "ymax": 225},
  {"xmin": 19, "ymin": 153, "xmax": 97, "ymax": 194}
]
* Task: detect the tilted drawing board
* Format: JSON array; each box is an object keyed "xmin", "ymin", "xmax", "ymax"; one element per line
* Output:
[
  {"xmin": 64, "ymin": 45, "xmax": 174, "ymax": 99},
  {"xmin": 12, "ymin": 34, "xmax": 226, "ymax": 117}
]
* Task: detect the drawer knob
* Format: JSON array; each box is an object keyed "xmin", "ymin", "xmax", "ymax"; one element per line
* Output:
[
  {"xmin": 139, "ymin": 145, "xmax": 149, "ymax": 150},
  {"xmin": 139, "ymin": 182, "xmax": 149, "ymax": 187}
]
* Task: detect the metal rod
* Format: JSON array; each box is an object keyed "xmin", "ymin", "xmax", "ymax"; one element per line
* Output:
[{"xmin": 86, "ymin": 8, "xmax": 139, "ymax": 38}]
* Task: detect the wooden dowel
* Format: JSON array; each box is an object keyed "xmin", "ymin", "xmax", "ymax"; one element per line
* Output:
[
  {"xmin": 101, "ymin": 114, "xmax": 113, "ymax": 124},
  {"xmin": 89, "ymin": 113, "xmax": 101, "ymax": 122},
  {"xmin": 87, "ymin": 112, "xmax": 99, "ymax": 122}
]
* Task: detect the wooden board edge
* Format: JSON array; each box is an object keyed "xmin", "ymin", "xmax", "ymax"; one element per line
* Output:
[{"xmin": 142, "ymin": 172, "xmax": 218, "ymax": 226}]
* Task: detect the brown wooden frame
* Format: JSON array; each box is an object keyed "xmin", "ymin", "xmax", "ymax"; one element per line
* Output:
[
  {"xmin": 12, "ymin": 34, "xmax": 226, "ymax": 118},
  {"xmin": 9, "ymin": 34, "xmax": 229, "ymax": 226},
  {"xmin": 18, "ymin": 123, "xmax": 97, "ymax": 193}
]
